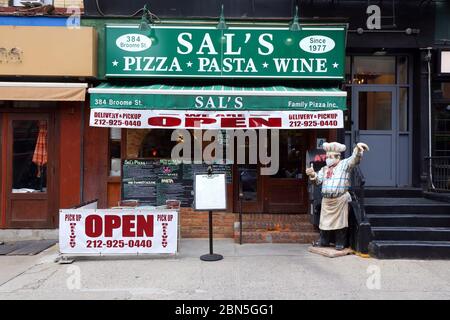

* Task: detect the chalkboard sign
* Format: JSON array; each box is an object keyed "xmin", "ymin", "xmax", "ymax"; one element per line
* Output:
[
  {"xmin": 122, "ymin": 159, "xmax": 160, "ymax": 205},
  {"xmin": 121, "ymin": 159, "xmax": 232, "ymax": 207},
  {"xmin": 122, "ymin": 159, "xmax": 160, "ymax": 180}
]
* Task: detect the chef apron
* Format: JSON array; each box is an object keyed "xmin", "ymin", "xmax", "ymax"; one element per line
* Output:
[{"xmin": 319, "ymin": 192, "xmax": 351, "ymax": 230}]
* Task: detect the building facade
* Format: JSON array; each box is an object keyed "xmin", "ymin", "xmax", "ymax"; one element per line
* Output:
[
  {"xmin": 0, "ymin": 2, "xmax": 96, "ymax": 230},
  {"xmin": 1, "ymin": 1, "xmax": 448, "ymax": 251}
]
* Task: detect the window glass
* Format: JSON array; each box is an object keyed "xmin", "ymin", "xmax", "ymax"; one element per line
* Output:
[
  {"xmin": 239, "ymin": 165, "xmax": 258, "ymax": 201},
  {"xmin": 398, "ymin": 56, "xmax": 409, "ymax": 84},
  {"xmin": 433, "ymin": 103, "xmax": 450, "ymax": 157},
  {"xmin": 432, "ymin": 82, "xmax": 450, "ymax": 101},
  {"xmin": 12, "ymin": 120, "xmax": 47, "ymax": 193},
  {"xmin": 127, "ymin": 129, "xmax": 177, "ymax": 159},
  {"xmin": 353, "ymin": 56, "xmax": 395, "ymax": 84},
  {"xmin": 345, "ymin": 56, "xmax": 352, "ymax": 84},
  {"xmin": 270, "ymin": 131, "xmax": 304, "ymax": 179},
  {"xmin": 109, "ymin": 128, "xmax": 121, "ymax": 177},
  {"xmin": 358, "ymin": 91, "xmax": 392, "ymax": 130}
]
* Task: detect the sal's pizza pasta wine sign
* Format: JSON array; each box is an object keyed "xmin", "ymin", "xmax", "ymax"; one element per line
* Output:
[{"xmin": 105, "ymin": 24, "xmax": 346, "ymax": 79}]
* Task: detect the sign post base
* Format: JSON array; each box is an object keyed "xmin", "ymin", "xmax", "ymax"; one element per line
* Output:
[{"xmin": 200, "ymin": 253, "xmax": 223, "ymax": 261}]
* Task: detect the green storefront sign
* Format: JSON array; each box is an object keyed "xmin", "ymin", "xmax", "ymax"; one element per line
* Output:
[
  {"xmin": 105, "ymin": 24, "xmax": 346, "ymax": 79},
  {"xmin": 89, "ymin": 84, "xmax": 347, "ymax": 111}
]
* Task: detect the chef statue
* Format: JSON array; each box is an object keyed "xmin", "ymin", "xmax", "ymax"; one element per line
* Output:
[{"xmin": 306, "ymin": 142, "xmax": 369, "ymax": 251}]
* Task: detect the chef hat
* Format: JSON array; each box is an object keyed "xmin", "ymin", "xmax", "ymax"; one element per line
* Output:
[{"xmin": 323, "ymin": 142, "xmax": 346, "ymax": 153}]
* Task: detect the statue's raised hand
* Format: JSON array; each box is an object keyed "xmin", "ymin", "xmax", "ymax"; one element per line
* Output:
[{"xmin": 356, "ymin": 142, "xmax": 369, "ymax": 153}]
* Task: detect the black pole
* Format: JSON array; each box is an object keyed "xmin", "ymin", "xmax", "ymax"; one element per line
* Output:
[
  {"xmin": 209, "ymin": 210, "xmax": 213, "ymax": 255},
  {"xmin": 200, "ymin": 210, "xmax": 223, "ymax": 261},
  {"xmin": 238, "ymin": 170, "xmax": 243, "ymax": 245},
  {"xmin": 239, "ymin": 202, "xmax": 242, "ymax": 245}
]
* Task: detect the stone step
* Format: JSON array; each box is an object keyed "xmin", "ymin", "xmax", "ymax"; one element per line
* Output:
[
  {"xmin": 364, "ymin": 188, "xmax": 423, "ymax": 198},
  {"xmin": 372, "ymin": 227, "xmax": 450, "ymax": 242},
  {"xmin": 369, "ymin": 240, "xmax": 450, "ymax": 259},
  {"xmin": 368, "ymin": 214, "xmax": 450, "ymax": 228},
  {"xmin": 364, "ymin": 197, "xmax": 450, "ymax": 215}
]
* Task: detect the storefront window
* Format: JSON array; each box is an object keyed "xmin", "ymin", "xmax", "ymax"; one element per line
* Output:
[
  {"xmin": 239, "ymin": 165, "xmax": 258, "ymax": 201},
  {"xmin": 345, "ymin": 56, "xmax": 352, "ymax": 84},
  {"xmin": 433, "ymin": 103, "xmax": 450, "ymax": 157},
  {"xmin": 432, "ymin": 82, "xmax": 450, "ymax": 100},
  {"xmin": 432, "ymin": 81, "xmax": 450, "ymax": 157},
  {"xmin": 398, "ymin": 56, "xmax": 409, "ymax": 85},
  {"xmin": 109, "ymin": 128, "xmax": 121, "ymax": 177},
  {"xmin": 353, "ymin": 56, "xmax": 396, "ymax": 85},
  {"xmin": 271, "ymin": 131, "xmax": 304, "ymax": 179},
  {"xmin": 126, "ymin": 129, "xmax": 178, "ymax": 159},
  {"xmin": 12, "ymin": 120, "xmax": 47, "ymax": 193}
]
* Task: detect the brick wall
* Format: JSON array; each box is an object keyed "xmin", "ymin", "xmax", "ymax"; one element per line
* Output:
[
  {"xmin": 235, "ymin": 214, "xmax": 319, "ymax": 244},
  {"xmin": 180, "ymin": 208, "xmax": 234, "ymax": 238},
  {"xmin": 179, "ymin": 208, "xmax": 319, "ymax": 244}
]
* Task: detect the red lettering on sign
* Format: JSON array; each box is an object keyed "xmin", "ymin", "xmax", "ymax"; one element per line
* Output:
[
  {"xmin": 249, "ymin": 117, "xmax": 282, "ymax": 128},
  {"xmin": 69, "ymin": 222, "xmax": 76, "ymax": 248},
  {"xmin": 148, "ymin": 116, "xmax": 182, "ymax": 127},
  {"xmin": 185, "ymin": 117, "xmax": 216, "ymax": 127},
  {"xmin": 162, "ymin": 222, "xmax": 168, "ymax": 248},
  {"xmin": 104, "ymin": 215, "xmax": 121, "ymax": 237},
  {"xmin": 221, "ymin": 117, "xmax": 246, "ymax": 128},
  {"xmin": 85, "ymin": 215, "xmax": 102, "ymax": 237},
  {"xmin": 122, "ymin": 215, "xmax": 135, "ymax": 237},
  {"xmin": 136, "ymin": 215, "xmax": 154, "ymax": 237},
  {"xmin": 85, "ymin": 214, "xmax": 154, "ymax": 238}
]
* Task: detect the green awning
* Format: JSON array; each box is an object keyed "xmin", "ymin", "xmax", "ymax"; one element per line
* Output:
[{"xmin": 89, "ymin": 83, "xmax": 347, "ymax": 111}]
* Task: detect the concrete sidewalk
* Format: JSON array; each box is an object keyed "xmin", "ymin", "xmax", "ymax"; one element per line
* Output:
[{"xmin": 0, "ymin": 239, "xmax": 449, "ymax": 300}]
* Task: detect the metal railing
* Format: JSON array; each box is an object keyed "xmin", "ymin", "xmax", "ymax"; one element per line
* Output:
[
  {"xmin": 349, "ymin": 165, "xmax": 367, "ymax": 224},
  {"xmin": 348, "ymin": 165, "xmax": 372, "ymax": 254},
  {"xmin": 425, "ymin": 157, "xmax": 450, "ymax": 193}
]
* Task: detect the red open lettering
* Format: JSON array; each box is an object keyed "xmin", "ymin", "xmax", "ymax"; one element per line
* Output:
[
  {"xmin": 185, "ymin": 117, "xmax": 216, "ymax": 127},
  {"xmin": 221, "ymin": 117, "xmax": 246, "ymax": 128},
  {"xmin": 122, "ymin": 215, "xmax": 135, "ymax": 237},
  {"xmin": 249, "ymin": 117, "xmax": 282, "ymax": 128},
  {"xmin": 104, "ymin": 215, "xmax": 121, "ymax": 237},
  {"xmin": 148, "ymin": 116, "xmax": 182, "ymax": 127},
  {"xmin": 85, "ymin": 214, "xmax": 154, "ymax": 238},
  {"xmin": 136, "ymin": 215, "xmax": 154, "ymax": 237},
  {"xmin": 85, "ymin": 215, "xmax": 102, "ymax": 238}
]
